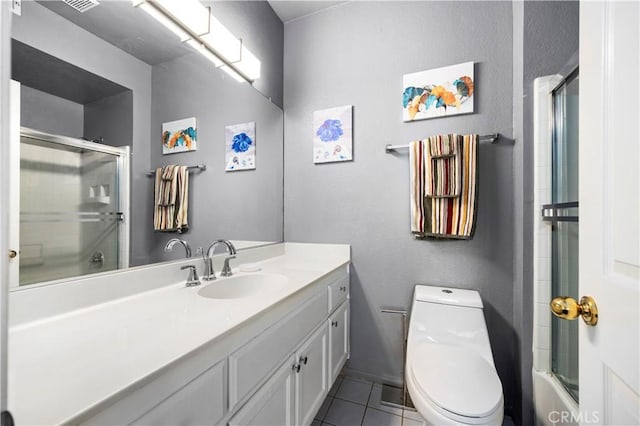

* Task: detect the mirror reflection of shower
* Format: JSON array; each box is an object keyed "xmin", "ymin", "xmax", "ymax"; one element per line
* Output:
[{"xmin": 18, "ymin": 130, "xmax": 129, "ymax": 286}]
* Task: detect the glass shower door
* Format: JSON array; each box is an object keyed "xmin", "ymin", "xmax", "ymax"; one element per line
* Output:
[
  {"xmin": 550, "ymin": 71, "xmax": 579, "ymax": 401},
  {"xmin": 18, "ymin": 132, "xmax": 128, "ymax": 286}
]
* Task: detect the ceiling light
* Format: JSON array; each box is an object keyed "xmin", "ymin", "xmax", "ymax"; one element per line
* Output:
[
  {"xmin": 201, "ymin": 14, "xmax": 242, "ymax": 64},
  {"xmin": 235, "ymin": 46, "xmax": 261, "ymax": 81},
  {"xmin": 153, "ymin": 0, "xmax": 210, "ymax": 36},
  {"xmin": 135, "ymin": 1, "xmax": 190, "ymax": 41},
  {"xmin": 220, "ymin": 66, "xmax": 246, "ymax": 83},
  {"xmin": 186, "ymin": 39, "xmax": 223, "ymax": 67},
  {"xmin": 132, "ymin": 0, "xmax": 260, "ymax": 83}
]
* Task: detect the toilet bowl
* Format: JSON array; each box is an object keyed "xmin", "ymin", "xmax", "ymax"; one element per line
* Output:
[{"xmin": 406, "ymin": 285, "xmax": 504, "ymax": 425}]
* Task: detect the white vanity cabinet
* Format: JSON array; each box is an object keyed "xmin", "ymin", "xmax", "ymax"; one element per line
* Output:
[
  {"xmin": 74, "ymin": 264, "xmax": 349, "ymax": 426},
  {"xmin": 228, "ymin": 267, "xmax": 349, "ymax": 426}
]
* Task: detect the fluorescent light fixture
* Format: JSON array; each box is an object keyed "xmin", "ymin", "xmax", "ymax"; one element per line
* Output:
[
  {"xmin": 154, "ymin": 0, "xmax": 210, "ymax": 36},
  {"xmin": 220, "ymin": 66, "xmax": 246, "ymax": 83},
  {"xmin": 201, "ymin": 14, "xmax": 242, "ymax": 64},
  {"xmin": 235, "ymin": 46, "xmax": 261, "ymax": 81},
  {"xmin": 135, "ymin": 1, "xmax": 190, "ymax": 41},
  {"xmin": 186, "ymin": 39, "xmax": 223, "ymax": 67},
  {"xmin": 133, "ymin": 0, "xmax": 261, "ymax": 83}
]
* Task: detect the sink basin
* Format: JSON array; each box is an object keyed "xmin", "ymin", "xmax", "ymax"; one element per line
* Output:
[{"xmin": 197, "ymin": 273, "xmax": 288, "ymax": 299}]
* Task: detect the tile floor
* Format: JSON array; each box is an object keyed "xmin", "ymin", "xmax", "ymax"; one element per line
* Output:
[
  {"xmin": 313, "ymin": 374, "xmax": 516, "ymax": 426},
  {"xmin": 312, "ymin": 375, "xmax": 425, "ymax": 426}
]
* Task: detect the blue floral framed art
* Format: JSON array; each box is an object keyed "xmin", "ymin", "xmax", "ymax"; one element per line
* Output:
[
  {"xmin": 225, "ymin": 121, "xmax": 256, "ymax": 171},
  {"xmin": 313, "ymin": 105, "xmax": 353, "ymax": 164}
]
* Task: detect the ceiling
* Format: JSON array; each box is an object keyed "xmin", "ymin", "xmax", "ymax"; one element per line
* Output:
[
  {"xmin": 33, "ymin": 0, "xmax": 346, "ymax": 67},
  {"xmin": 267, "ymin": 1, "xmax": 346, "ymax": 23},
  {"xmin": 36, "ymin": 1, "xmax": 192, "ymax": 65}
]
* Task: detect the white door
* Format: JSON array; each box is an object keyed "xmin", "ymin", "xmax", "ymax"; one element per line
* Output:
[{"xmin": 579, "ymin": 2, "xmax": 640, "ymax": 424}]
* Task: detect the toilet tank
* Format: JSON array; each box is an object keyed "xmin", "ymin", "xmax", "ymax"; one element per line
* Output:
[{"xmin": 408, "ymin": 285, "xmax": 495, "ymax": 366}]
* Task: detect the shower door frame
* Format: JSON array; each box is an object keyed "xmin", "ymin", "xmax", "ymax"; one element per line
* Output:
[
  {"xmin": 531, "ymin": 71, "xmax": 581, "ymax": 422},
  {"xmin": 10, "ymin": 127, "xmax": 130, "ymax": 289}
]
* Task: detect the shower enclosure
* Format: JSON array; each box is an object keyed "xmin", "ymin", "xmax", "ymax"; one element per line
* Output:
[
  {"xmin": 14, "ymin": 128, "xmax": 129, "ymax": 287},
  {"xmin": 532, "ymin": 65, "xmax": 580, "ymax": 423},
  {"xmin": 549, "ymin": 70, "xmax": 579, "ymax": 402}
]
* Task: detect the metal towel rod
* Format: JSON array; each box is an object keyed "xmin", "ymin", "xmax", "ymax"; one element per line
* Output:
[
  {"xmin": 146, "ymin": 164, "xmax": 207, "ymax": 177},
  {"xmin": 385, "ymin": 133, "xmax": 500, "ymax": 153}
]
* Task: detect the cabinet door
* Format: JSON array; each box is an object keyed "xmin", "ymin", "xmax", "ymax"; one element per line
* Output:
[
  {"xmin": 295, "ymin": 323, "xmax": 328, "ymax": 426},
  {"xmin": 328, "ymin": 301, "xmax": 349, "ymax": 385},
  {"xmin": 229, "ymin": 356, "xmax": 295, "ymax": 426},
  {"xmin": 132, "ymin": 361, "xmax": 225, "ymax": 426}
]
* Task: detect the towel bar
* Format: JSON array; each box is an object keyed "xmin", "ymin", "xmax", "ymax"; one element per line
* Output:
[
  {"xmin": 146, "ymin": 164, "xmax": 207, "ymax": 176},
  {"xmin": 385, "ymin": 133, "xmax": 500, "ymax": 153}
]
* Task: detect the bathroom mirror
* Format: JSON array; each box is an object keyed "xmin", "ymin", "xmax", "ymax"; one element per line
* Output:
[{"xmin": 9, "ymin": 1, "xmax": 283, "ymax": 288}]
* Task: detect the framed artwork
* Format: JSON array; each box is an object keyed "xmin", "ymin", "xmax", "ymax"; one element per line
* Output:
[
  {"xmin": 225, "ymin": 121, "xmax": 256, "ymax": 171},
  {"xmin": 313, "ymin": 105, "xmax": 353, "ymax": 164},
  {"xmin": 402, "ymin": 61, "xmax": 474, "ymax": 122},
  {"xmin": 162, "ymin": 117, "xmax": 197, "ymax": 154}
]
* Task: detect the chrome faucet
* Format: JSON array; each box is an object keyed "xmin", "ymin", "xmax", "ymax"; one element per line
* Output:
[
  {"xmin": 180, "ymin": 265, "xmax": 201, "ymax": 287},
  {"xmin": 202, "ymin": 240, "xmax": 237, "ymax": 280},
  {"xmin": 164, "ymin": 238, "xmax": 192, "ymax": 258}
]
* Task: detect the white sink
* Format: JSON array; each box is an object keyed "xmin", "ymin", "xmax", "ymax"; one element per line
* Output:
[{"xmin": 197, "ymin": 273, "xmax": 288, "ymax": 299}]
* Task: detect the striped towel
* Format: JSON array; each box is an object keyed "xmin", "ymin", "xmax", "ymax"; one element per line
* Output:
[
  {"xmin": 425, "ymin": 134, "xmax": 461, "ymax": 198},
  {"xmin": 153, "ymin": 165, "xmax": 189, "ymax": 232},
  {"xmin": 410, "ymin": 134, "xmax": 478, "ymax": 239}
]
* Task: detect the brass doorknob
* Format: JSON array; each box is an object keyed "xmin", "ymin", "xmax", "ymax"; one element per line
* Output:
[{"xmin": 550, "ymin": 295, "xmax": 598, "ymax": 326}]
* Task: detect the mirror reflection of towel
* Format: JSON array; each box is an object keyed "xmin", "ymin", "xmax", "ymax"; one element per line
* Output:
[{"xmin": 153, "ymin": 165, "xmax": 189, "ymax": 232}]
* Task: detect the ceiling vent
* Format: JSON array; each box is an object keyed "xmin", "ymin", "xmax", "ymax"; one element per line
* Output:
[{"xmin": 62, "ymin": 0, "xmax": 100, "ymax": 13}]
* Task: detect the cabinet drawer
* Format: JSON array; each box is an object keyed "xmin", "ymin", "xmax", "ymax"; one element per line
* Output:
[
  {"xmin": 132, "ymin": 360, "xmax": 225, "ymax": 425},
  {"xmin": 328, "ymin": 274, "xmax": 349, "ymax": 313},
  {"xmin": 229, "ymin": 289, "xmax": 328, "ymax": 409}
]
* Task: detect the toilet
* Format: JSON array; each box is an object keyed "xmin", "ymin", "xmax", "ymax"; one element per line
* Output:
[{"xmin": 406, "ymin": 285, "xmax": 504, "ymax": 425}]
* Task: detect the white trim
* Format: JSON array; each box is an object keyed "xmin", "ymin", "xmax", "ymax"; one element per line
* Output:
[
  {"xmin": 532, "ymin": 74, "xmax": 561, "ymax": 373},
  {"xmin": 0, "ymin": 0, "xmax": 10, "ymax": 413}
]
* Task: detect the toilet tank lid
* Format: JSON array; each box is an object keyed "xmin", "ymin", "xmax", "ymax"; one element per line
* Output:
[{"xmin": 414, "ymin": 285, "xmax": 483, "ymax": 308}]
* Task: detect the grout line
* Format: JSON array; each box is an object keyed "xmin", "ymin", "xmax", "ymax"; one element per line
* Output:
[
  {"xmin": 320, "ymin": 396, "xmax": 335, "ymax": 423},
  {"xmin": 360, "ymin": 383, "xmax": 374, "ymax": 426}
]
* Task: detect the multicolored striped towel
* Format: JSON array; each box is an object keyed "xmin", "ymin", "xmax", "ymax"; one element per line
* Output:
[
  {"xmin": 410, "ymin": 134, "xmax": 478, "ymax": 239},
  {"xmin": 425, "ymin": 134, "xmax": 461, "ymax": 198},
  {"xmin": 154, "ymin": 165, "xmax": 189, "ymax": 232}
]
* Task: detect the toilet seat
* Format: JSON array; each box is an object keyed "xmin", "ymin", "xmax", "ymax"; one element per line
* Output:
[{"xmin": 408, "ymin": 342, "xmax": 503, "ymax": 423}]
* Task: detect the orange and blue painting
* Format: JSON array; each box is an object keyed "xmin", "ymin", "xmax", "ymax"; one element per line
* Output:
[
  {"xmin": 162, "ymin": 117, "xmax": 197, "ymax": 154},
  {"xmin": 402, "ymin": 62, "xmax": 474, "ymax": 122}
]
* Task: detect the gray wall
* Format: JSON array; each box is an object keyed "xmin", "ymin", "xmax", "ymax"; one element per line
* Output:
[
  {"xmin": 84, "ymin": 91, "xmax": 133, "ymax": 148},
  {"xmin": 283, "ymin": 0, "xmax": 517, "ymax": 417},
  {"xmin": 20, "ymin": 85, "xmax": 84, "ymax": 138},
  {"xmin": 13, "ymin": 1, "xmax": 153, "ymax": 266},
  {"xmin": 149, "ymin": 51, "xmax": 283, "ymax": 262},
  {"xmin": 516, "ymin": 2, "xmax": 579, "ymax": 425},
  {"xmin": 211, "ymin": 1, "xmax": 284, "ymax": 108}
]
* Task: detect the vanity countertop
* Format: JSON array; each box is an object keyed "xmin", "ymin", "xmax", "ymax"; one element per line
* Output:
[{"xmin": 8, "ymin": 243, "xmax": 350, "ymax": 426}]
